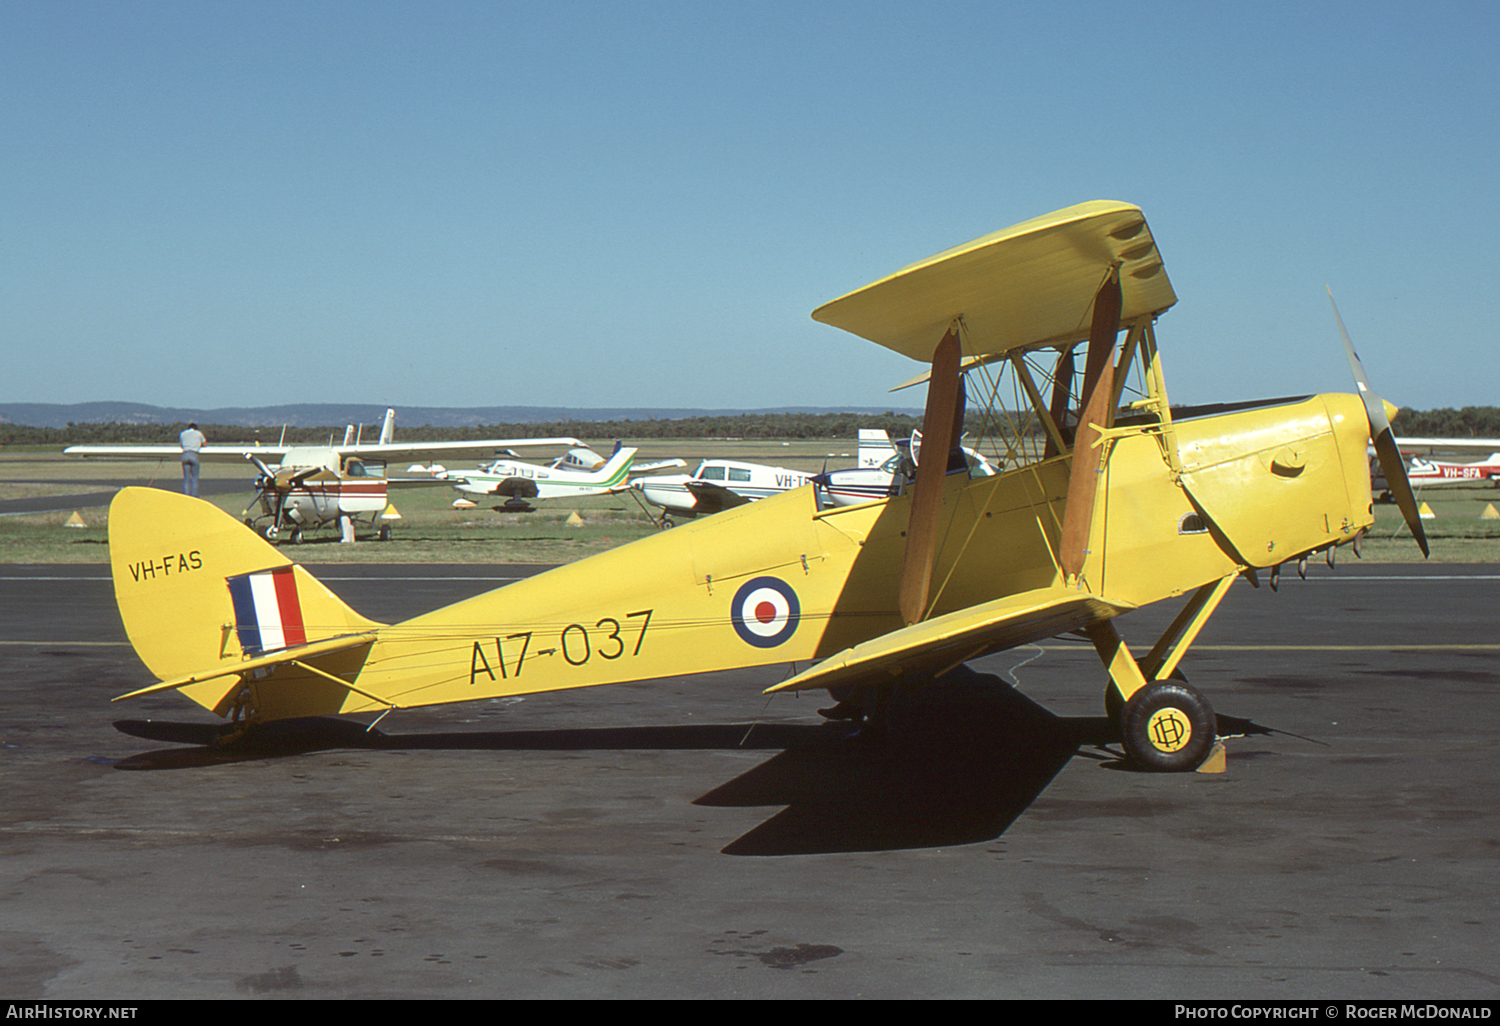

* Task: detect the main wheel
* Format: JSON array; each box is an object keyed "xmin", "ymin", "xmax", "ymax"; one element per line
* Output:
[{"xmin": 1121, "ymin": 680, "xmax": 1215, "ymax": 772}]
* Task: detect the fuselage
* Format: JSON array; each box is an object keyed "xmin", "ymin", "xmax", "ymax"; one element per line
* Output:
[
  {"xmin": 257, "ymin": 447, "xmax": 388, "ymax": 526},
  {"xmin": 632, "ymin": 459, "xmax": 816, "ymax": 517},
  {"xmin": 446, "ymin": 448, "xmax": 637, "ymax": 500},
  {"xmin": 218, "ymin": 391, "xmax": 1375, "ymax": 721},
  {"xmin": 1406, "ymin": 455, "xmax": 1500, "ymax": 487}
]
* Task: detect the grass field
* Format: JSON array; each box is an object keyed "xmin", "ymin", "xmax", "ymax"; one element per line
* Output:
[
  {"xmin": 3, "ymin": 442, "xmax": 1497, "ymax": 564},
  {"xmin": 0, "ymin": 440, "xmax": 841, "ymax": 564}
]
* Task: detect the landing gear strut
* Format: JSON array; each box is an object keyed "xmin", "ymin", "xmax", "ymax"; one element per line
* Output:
[{"xmin": 1088, "ymin": 576, "xmax": 1234, "ymax": 772}]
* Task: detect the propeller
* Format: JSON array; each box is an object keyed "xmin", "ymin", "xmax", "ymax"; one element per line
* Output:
[{"xmin": 1327, "ymin": 288, "xmax": 1429, "ymax": 557}]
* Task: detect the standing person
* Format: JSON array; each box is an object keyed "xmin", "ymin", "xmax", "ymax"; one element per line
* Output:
[{"xmin": 179, "ymin": 422, "xmax": 206, "ymax": 497}]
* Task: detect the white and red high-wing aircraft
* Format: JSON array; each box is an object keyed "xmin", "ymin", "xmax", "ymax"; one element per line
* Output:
[
  {"xmin": 818, "ymin": 429, "xmax": 998, "ymax": 508},
  {"xmin": 1367, "ymin": 436, "xmax": 1500, "ymax": 500},
  {"xmin": 66, "ymin": 409, "xmax": 581, "ymax": 542},
  {"xmin": 1404, "ymin": 451, "xmax": 1500, "ymax": 489}
]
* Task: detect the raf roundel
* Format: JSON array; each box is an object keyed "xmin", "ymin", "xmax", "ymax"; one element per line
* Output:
[{"xmin": 730, "ymin": 576, "xmax": 802, "ymax": 648}]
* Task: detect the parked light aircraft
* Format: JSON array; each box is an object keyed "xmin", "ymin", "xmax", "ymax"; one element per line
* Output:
[
  {"xmin": 101, "ymin": 201, "xmax": 1428, "ymax": 774},
  {"xmin": 436, "ymin": 443, "xmax": 685, "ymax": 512},
  {"xmin": 631, "ymin": 459, "xmax": 817, "ymax": 524},
  {"xmin": 1405, "ymin": 452, "xmax": 1500, "ymax": 489},
  {"xmin": 856, "ymin": 428, "xmax": 900, "ymax": 467},
  {"xmin": 1396, "ymin": 437, "xmax": 1500, "ymax": 454},
  {"xmin": 817, "ymin": 429, "xmax": 905, "ymax": 506},
  {"xmin": 66, "ymin": 409, "xmax": 581, "ymax": 542},
  {"xmin": 1363, "ymin": 438, "xmax": 1500, "ymax": 500},
  {"xmin": 818, "ymin": 429, "xmax": 999, "ymax": 508}
]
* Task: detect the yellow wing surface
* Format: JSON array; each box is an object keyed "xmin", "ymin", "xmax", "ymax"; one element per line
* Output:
[
  {"xmin": 813, "ymin": 200, "xmax": 1176, "ymax": 363},
  {"xmin": 764, "ymin": 587, "xmax": 1134, "ymax": 695}
]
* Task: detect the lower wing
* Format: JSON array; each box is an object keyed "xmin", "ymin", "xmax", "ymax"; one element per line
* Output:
[{"xmin": 765, "ymin": 586, "xmax": 1134, "ymax": 695}]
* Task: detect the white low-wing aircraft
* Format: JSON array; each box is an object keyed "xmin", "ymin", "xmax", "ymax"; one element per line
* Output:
[
  {"xmin": 818, "ymin": 429, "xmax": 999, "ymax": 507},
  {"xmin": 437, "ymin": 443, "xmax": 685, "ymax": 512},
  {"xmin": 855, "ymin": 428, "xmax": 900, "ymax": 467},
  {"xmin": 631, "ymin": 458, "xmax": 817, "ymax": 524},
  {"xmin": 65, "ymin": 409, "xmax": 582, "ymax": 542}
]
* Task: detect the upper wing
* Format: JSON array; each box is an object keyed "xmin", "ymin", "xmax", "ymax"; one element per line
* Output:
[
  {"xmin": 64, "ymin": 444, "xmax": 292, "ymax": 462},
  {"xmin": 812, "ymin": 200, "xmax": 1175, "ymax": 364},
  {"xmin": 764, "ymin": 586, "xmax": 1134, "ymax": 695},
  {"xmin": 66, "ymin": 437, "xmax": 584, "ymax": 464},
  {"xmin": 335, "ymin": 437, "xmax": 582, "ymax": 463},
  {"xmin": 1396, "ymin": 437, "xmax": 1500, "ymax": 454}
]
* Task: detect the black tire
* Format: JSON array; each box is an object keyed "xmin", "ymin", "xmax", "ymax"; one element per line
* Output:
[
  {"xmin": 1104, "ymin": 667, "xmax": 1184, "ymax": 722},
  {"xmin": 1121, "ymin": 680, "xmax": 1215, "ymax": 772},
  {"xmin": 1104, "ymin": 680, "xmax": 1125, "ymax": 722}
]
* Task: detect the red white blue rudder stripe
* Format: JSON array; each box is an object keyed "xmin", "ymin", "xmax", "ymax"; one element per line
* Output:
[{"xmin": 227, "ymin": 566, "xmax": 308, "ymax": 654}]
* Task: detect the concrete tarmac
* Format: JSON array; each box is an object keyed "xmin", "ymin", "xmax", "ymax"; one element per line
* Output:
[
  {"xmin": 0, "ymin": 479, "xmax": 246, "ymax": 516},
  {"xmin": 2, "ymin": 562, "xmax": 1498, "ymax": 999}
]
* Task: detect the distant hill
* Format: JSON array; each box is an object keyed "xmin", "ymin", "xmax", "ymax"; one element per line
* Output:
[{"xmin": 0, "ymin": 402, "xmax": 921, "ymax": 431}]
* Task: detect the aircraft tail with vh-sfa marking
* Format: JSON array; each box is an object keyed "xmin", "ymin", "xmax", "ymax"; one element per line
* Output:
[{"xmin": 108, "ymin": 487, "xmax": 382, "ymax": 717}]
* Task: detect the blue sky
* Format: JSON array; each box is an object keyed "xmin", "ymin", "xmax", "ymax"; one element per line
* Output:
[{"xmin": 4, "ymin": 1, "xmax": 1496, "ymax": 414}]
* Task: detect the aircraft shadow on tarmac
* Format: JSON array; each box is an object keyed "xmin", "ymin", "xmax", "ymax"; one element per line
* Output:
[{"xmin": 112, "ymin": 667, "xmax": 1271, "ymax": 857}]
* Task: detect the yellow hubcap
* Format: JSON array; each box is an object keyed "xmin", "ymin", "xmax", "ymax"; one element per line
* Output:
[{"xmin": 1146, "ymin": 707, "xmax": 1192, "ymax": 753}]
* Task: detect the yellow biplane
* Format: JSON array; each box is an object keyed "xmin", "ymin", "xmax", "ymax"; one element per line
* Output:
[{"xmin": 104, "ymin": 201, "xmax": 1428, "ymax": 772}]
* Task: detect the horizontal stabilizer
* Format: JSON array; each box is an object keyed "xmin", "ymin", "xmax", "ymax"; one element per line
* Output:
[
  {"xmin": 112, "ymin": 631, "xmax": 379, "ymax": 702},
  {"xmin": 765, "ymin": 586, "xmax": 1133, "ymax": 695}
]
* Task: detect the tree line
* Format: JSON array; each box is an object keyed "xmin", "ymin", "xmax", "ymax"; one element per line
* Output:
[
  {"xmin": 1, "ymin": 411, "xmax": 929, "ymax": 446},
  {"xmin": 6, "ymin": 406, "xmax": 1497, "ymax": 447},
  {"xmin": 1386, "ymin": 406, "xmax": 1500, "ymax": 439}
]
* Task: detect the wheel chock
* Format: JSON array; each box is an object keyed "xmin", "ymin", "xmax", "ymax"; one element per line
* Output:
[{"xmin": 1195, "ymin": 741, "xmax": 1227, "ymax": 774}]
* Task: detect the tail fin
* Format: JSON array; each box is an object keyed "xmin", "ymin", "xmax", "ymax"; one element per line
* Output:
[
  {"xmin": 857, "ymin": 429, "xmax": 897, "ymax": 467},
  {"xmin": 109, "ymin": 488, "xmax": 381, "ymax": 702},
  {"xmin": 592, "ymin": 446, "xmax": 637, "ymax": 486}
]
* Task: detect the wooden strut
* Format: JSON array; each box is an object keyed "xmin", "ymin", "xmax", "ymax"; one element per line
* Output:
[
  {"xmin": 898, "ymin": 324, "xmax": 964, "ymax": 626},
  {"xmin": 1058, "ymin": 267, "xmax": 1123, "ymax": 583}
]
